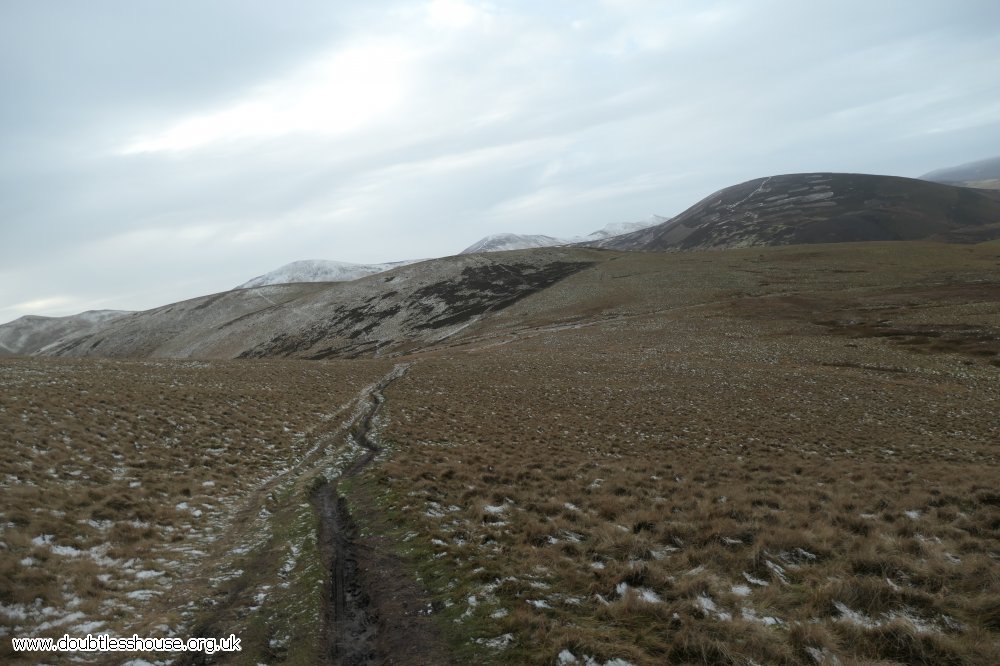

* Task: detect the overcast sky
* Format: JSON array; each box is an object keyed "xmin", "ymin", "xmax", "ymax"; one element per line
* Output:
[{"xmin": 2, "ymin": 0, "xmax": 999, "ymax": 323}]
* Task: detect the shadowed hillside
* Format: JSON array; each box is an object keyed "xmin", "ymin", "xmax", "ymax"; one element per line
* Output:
[
  {"xmin": 588, "ymin": 173, "xmax": 1000, "ymax": 251},
  {"xmin": 42, "ymin": 249, "xmax": 596, "ymax": 360}
]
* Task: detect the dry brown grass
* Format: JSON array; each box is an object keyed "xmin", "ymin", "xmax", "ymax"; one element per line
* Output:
[
  {"xmin": 3, "ymin": 241, "xmax": 999, "ymax": 665},
  {"xmin": 0, "ymin": 357, "xmax": 391, "ymax": 664},
  {"xmin": 370, "ymin": 242, "xmax": 1000, "ymax": 664}
]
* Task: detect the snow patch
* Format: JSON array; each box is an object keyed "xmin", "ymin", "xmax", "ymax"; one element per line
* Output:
[
  {"xmin": 741, "ymin": 606, "xmax": 783, "ymax": 626},
  {"xmin": 237, "ymin": 258, "xmax": 421, "ymax": 289},
  {"xmin": 474, "ymin": 633, "xmax": 515, "ymax": 649},
  {"xmin": 615, "ymin": 582, "xmax": 661, "ymax": 603},
  {"xmin": 556, "ymin": 650, "xmax": 638, "ymax": 666}
]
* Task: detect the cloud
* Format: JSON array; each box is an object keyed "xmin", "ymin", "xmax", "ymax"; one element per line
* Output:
[
  {"xmin": 425, "ymin": 0, "xmax": 491, "ymax": 30},
  {"xmin": 120, "ymin": 41, "xmax": 414, "ymax": 154},
  {"xmin": 2, "ymin": 0, "xmax": 1000, "ymax": 322}
]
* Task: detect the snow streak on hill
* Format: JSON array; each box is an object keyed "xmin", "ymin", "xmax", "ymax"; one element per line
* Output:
[
  {"xmin": 459, "ymin": 216, "xmax": 667, "ymax": 254},
  {"xmin": 460, "ymin": 234, "xmax": 565, "ymax": 254},
  {"xmin": 236, "ymin": 259, "xmax": 422, "ymax": 289}
]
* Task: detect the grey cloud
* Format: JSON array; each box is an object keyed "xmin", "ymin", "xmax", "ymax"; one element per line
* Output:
[{"xmin": 2, "ymin": 0, "xmax": 1000, "ymax": 322}]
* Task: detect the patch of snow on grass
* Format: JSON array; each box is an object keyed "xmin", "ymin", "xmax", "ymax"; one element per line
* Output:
[
  {"xmin": 805, "ymin": 646, "xmax": 841, "ymax": 665},
  {"xmin": 474, "ymin": 633, "xmax": 515, "ymax": 649},
  {"xmin": 0, "ymin": 603, "xmax": 28, "ymax": 620},
  {"xmin": 741, "ymin": 606, "xmax": 783, "ymax": 626},
  {"xmin": 835, "ymin": 604, "xmax": 958, "ymax": 635},
  {"xmin": 556, "ymin": 651, "xmax": 637, "ymax": 666},
  {"xmin": 765, "ymin": 560, "xmax": 788, "ymax": 583},
  {"xmin": 126, "ymin": 590, "xmax": 160, "ymax": 602},
  {"xmin": 73, "ymin": 620, "xmax": 105, "ymax": 633},
  {"xmin": 615, "ymin": 582, "xmax": 661, "ymax": 603},
  {"xmin": 134, "ymin": 570, "xmax": 165, "ymax": 580},
  {"xmin": 36, "ymin": 611, "xmax": 85, "ymax": 632},
  {"xmin": 833, "ymin": 601, "xmax": 879, "ymax": 629},
  {"xmin": 649, "ymin": 546, "xmax": 677, "ymax": 560},
  {"xmin": 695, "ymin": 595, "xmax": 731, "ymax": 620},
  {"xmin": 557, "ymin": 650, "xmax": 578, "ymax": 664}
]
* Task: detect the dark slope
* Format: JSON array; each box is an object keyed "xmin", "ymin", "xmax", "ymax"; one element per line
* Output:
[{"xmin": 589, "ymin": 173, "xmax": 1000, "ymax": 251}]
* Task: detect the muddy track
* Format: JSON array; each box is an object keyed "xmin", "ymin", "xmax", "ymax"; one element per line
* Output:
[{"xmin": 313, "ymin": 364, "xmax": 408, "ymax": 666}]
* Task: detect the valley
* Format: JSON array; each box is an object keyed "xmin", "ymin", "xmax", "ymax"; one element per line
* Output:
[{"xmin": 2, "ymin": 241, "xmax": 998, "ymax": 664}]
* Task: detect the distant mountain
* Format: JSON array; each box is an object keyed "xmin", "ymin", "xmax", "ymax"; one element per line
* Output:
[
  {"xmin": 237, "ymin": 259, "xmax": 421, "ymax": 289},
  {"xmin": 588, "ymin": 173, "xmax": 1000, "ymax": 251},
  {"xmin": 581, "ymin": 215, "xmax": 669, "ymax": 241},
  {"xmin": 0, "ymin": 310, "xmax": 132, "ymax": 356},
  {"xmin": 460, "ymin": 216, "xmax": 665, "ymax": 254},
  {"xmin": 921, "ymin": 156, "xmax": 1000, "ymax": 190},
  {"xmin": 460, "ymin": 234, "xmax": 564, "ymax": 254}
]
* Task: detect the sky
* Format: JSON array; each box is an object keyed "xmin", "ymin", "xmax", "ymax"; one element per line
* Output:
[{"xmin": 2, "ymin": 0, "xmax": 999, "ymax": 323}]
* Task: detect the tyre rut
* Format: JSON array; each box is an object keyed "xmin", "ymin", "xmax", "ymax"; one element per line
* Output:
[{"xmin": 312, "ymin": 363, "xmax": 409, "ymax": 666}]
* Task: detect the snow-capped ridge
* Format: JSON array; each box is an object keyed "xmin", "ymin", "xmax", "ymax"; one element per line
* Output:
[
  {"xmin": 236, "ymin": 259, "xmax": 422, "ymax": 289},
  {"xmin": 460, "ymin": 216, "xmax": 665, "ymax": 255},
  {"xmin": 460, "ymin": 234, "xmax": 564, "ymax": 254}
]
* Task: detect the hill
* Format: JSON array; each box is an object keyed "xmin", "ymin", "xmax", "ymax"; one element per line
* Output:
[
  {"xmin": 459, "ymin": 233, "xmax": 564, "ymax": 254},
  {"xmin": 0, "ymin": 310, "xmax": 132, "ymax": 356},
  {"xmin": 460, "ymin": 216, "xmax": 666, "ymax": 254},
  {"xmin": 236, "ymin": 258, "xmax": 420, "ymax": 288},
  {"xmin": 588, "ymin": 173, "xmax": 1000, "ymax": 251},
  {"xmin": 43, "ymin": 249, "xmax": 598, "ymax": 360},
  {"xmin": 922, "ymin": 155, "xmax": 1000, "ymax": 189}
]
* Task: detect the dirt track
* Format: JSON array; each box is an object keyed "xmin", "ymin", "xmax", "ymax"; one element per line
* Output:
[{"xmin": 313, "ymin": 364, "xmax": 407, "ymax": 666}]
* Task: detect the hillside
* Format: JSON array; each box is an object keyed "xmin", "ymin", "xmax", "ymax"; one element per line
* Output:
[
  {"xmin": 922, "ymin": 155, "xmax": 1000, "ymax": 189},
  {"xmin": 0, "ymin": 310, "xmax": 132, "ymax": 356},
  {"xmin": 20, "ymin": 174, "xmax": 1000, "ymax": 364},
  {"xmin": 459, "ymin": 234, "xmax": 564, "ymax": 254},
  {"xmin": 236, "ymin": 259, "xmax": 421, "ymax": 289},
  {"xmin": 43, "ymin": 249, "xmax": 598, "ymax": 360},
  {"xmin": 589, "ymin": 173, "xmax": 1000, "ymax": 251},
  {"xmin": 460, "ymin": 217, "xmax": 666, "ymax": 254}
]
